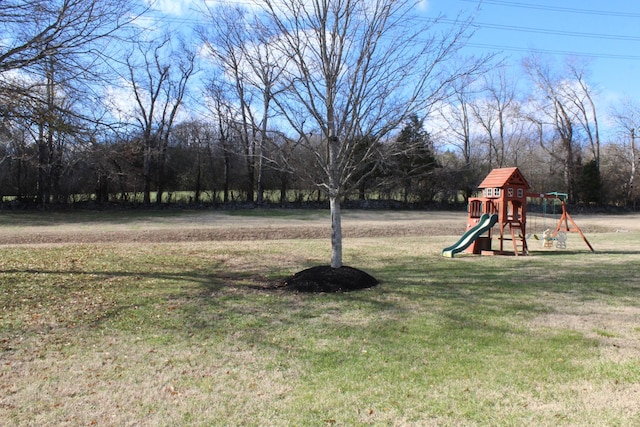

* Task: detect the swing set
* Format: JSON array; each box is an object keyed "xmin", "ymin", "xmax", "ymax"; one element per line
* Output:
[{"xmin": 528, "ymin": 192, "xmax": 594, "ymax": 252}]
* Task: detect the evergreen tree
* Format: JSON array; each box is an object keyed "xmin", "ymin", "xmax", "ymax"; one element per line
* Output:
[
  {"xmin": 577, "ymin": 159, "xmax": 602, "ymax": 205},
  {"xmin": 392, "ymin": 114, "xmax": 439, "ymax": 203}
]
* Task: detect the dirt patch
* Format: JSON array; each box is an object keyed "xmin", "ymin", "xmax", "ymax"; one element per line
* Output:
[
  {"xmin": 0, "ymin": 222, "xmax": 464, "ymax": 245},
  {"xmin": 0, "ymin": 210, "xmax": 638, "ymax": 246}
]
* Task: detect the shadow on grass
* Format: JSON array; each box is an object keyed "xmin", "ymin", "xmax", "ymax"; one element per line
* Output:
[
  {"xmin": 3, "ymin": 250, "xmax": 640, "ymax": 352},
  {"xmin": 531, "ymin": 249, "xmax": 640, "ymax": 256},
  {"xmin": 0, "ymin": 265, "xmax": 277, "ymax": 338},
  {"xmin": 0, "ymin": 264, "xmax": 390, "ymax": 344},
  {"xmin": 370, "ymin": 254, "xmax": 640, "ymax": 303},
  {"xmin": 0, "ymin": 265, "xmax": 264, "ymax": 291}
]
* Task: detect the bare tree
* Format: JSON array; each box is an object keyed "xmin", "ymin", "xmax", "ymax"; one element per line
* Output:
[
  {"xmin": 435, "ymin": 75, "xmax": 482, "ymax": 202},
  {"xmin": 35, "ymin": 55, "xmax": 70, "ymax": 205},
  {"xmin": 240, "ymin": 21, "xmax": 289, "ymax": 204},
  {"xmin": 523, "ymin": 55, "xmax": 579, "ymax": 201},
  {"xmin": 203, "ymin": 78, "xmax": 243, "ymax": 204},
  {"xmin": 0, "ymin": 0, "xmax": 148, "ymax": 205},
  {"xmin": 0, "ymin": 0, "xmax": 143, "ymax": 74},
  {"xmin": 440, "ymin": 78, "xmax": 474, "ymax": 168},
  {"xmin": 3, "ymin": 46, "xmax": 102, "ymax": 206},
  {"xmin": 126, "ymin": 35, "xmax": 196, "ymax": 205},
  {"xmin": 524, "ymin": 56, "xmax": 604, "ymax": 202},
  {"xmin": 256, "ymin": 0, "xmax": 485, "ymax": 268},
  {"xmin": 611, "ymin": 98, "xmax": 640, "ymax": 208},
  {"xmin": 199, "ymin": 6, "xmax": 291, "ymax": 205},
  {"xmin": 565, "ymin": 60, "xmax": 601, "ymax": 170},
  {"xmin": 471, "ymin": 67, "xmax": 522, "ymax": 169},
  {"xmin": 1, "ymin": 0, "xmax": 146, "ymax": 125},
  {"xmin": 199, "ymin": 5, "xmax": 263, "ymax": 203},
  {"xmin": 169, "ymin": 120, "xmax": 216, "ymax": 204}
]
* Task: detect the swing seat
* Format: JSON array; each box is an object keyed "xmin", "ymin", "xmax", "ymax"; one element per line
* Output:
[
  {"xmin": 555, "ymin": 232, "xmax": 567, "ymax": 249},
  {"xmin": 541, "ymin": 229, "xmax": 554, "ymax": 248}
]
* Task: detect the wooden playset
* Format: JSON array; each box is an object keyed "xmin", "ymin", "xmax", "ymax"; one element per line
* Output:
[{"xmin": 442, "ymin": 167, "xmax": 594, "ymax": 257}]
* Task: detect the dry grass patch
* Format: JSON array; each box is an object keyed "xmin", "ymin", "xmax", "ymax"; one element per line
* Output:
[{"xmin": 533, "ymin": 298, "xmax": 640, "ymax": 363}]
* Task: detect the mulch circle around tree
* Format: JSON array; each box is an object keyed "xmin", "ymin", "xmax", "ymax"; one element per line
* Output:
[{"xmin": 281, "ymin": 265, "xmax": 379, "ymax": 293}]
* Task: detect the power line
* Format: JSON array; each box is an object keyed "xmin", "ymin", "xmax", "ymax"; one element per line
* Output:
[
  {"xmin": 160, "ymin": 13, "xmax": 640, "ymax": 43},
  {"xmin": 468, "ymin": 43, "xmax": 640, "ymax": 60},
  {"xmin": 146, "ymin": 2, "xmax": 640, "ymax": 61},
  {"xmin": 460, "ymin": 0, "xmax": 640, "ymax": 18},
  {"xmin": 464, "ymin": 20, "xmax": 640, "ymax": 42}
]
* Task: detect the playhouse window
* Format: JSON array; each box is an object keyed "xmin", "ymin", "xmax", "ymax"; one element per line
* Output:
[
  {"xmin": 517, "ymin": 188, "xmax": 524, "ymax": 198},
  {"xmin": 485, "ymin": 188, "xmax": 492, "ymax": 197},
  {"xmin": 507, "ymin": 187, "xmax": 514, "ymax": 197},
  {"xmin": 493, "ymin": 188, "xmax": 501, "ymax": 197}
]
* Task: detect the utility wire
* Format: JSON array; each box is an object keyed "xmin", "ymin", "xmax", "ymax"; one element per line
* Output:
[
  {"xmin": 461, "ymin": 20, "xmax": 640, "ymax": 42},
  {"xmin": 146, "ymin": 1, "xmax": 640, "ymax": 61},
  {"xmin": 460, "ymin": 0, "xmax": 640, "ymax": 18},
  {"xmin": 468, "ymin": 43, "xmax": 640, "ymax": 60},
  {"xmin": 158, "ymin": 12, "xmax": 640, "ymax": 43}
]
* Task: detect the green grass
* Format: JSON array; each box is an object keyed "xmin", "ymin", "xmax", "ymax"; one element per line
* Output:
[{"xmin": 1, "ymin": 221, "xmax": 640, "ymax": 425}]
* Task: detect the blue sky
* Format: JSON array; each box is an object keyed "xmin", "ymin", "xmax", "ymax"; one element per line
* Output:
[
  {"xmin": 150, "ymin": 0, "xmax": 639, "ymax": 102},
  {"xmin": 144, "ymin": 0, "xmax": 638, "ymax": 137},
  {"xmin": 427, "ymin": 0, "xmax": 640, "ymax": 101}
]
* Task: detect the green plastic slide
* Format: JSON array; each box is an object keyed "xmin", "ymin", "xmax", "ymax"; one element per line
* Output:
[{"xmin": 442, "ymin": 213, "xmax": 499, "ymax": 258}]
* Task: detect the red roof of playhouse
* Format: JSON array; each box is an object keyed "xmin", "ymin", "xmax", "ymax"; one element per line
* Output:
[{"xmin": 478, "ymin": 167, "xmax": 530, "ymax": 190}]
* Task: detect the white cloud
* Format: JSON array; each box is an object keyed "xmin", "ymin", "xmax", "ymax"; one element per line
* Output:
[
  {"xmin": 104, "ymin": 77, "xmax": 192, "ymax": 127},
  {"xmin": 416, "ymin": 0, "xmax": 430, "ymax": 12},
  {"xmin": 104, "ymin": 79, "xmax": 138, "ymax": 123},
  {"xmin": 147, "ymin": 0, "xmax": 194, "ymax": 16}
]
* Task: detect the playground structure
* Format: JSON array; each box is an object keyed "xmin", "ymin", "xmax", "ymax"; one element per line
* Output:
[
  {"xmin": 442, "ymin": 167, "xmax": 594, "ymax": 257},
  {"xmin": 535, "ymin": 191, "xmax": 594, "ymax": 252}
]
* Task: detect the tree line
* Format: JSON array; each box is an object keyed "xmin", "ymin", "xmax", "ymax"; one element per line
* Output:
[{"xmin": 1, "ymin": 0, "xmax": 639, "ymax": 212}]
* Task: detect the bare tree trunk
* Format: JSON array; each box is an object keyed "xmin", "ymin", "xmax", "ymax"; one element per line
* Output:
[
  {"xmin": 37, "ymin": 123, "xmax": 49, "ymax": 207},
  {"xmin": 194, "ymin": 153, "xmax": 202, "ymax": 204},
  {"xmin": 244, "ymin": 138, "xmax": 255, "ymax": 203},
  {"xmin": 223, "ymin": 150, "xmax": 231, "ymax": 204},
  {"xmin": 143, "ymin": 144, "xmax": 152, "ymax": 205},
  {"xmin": 155, "ymin": 141, "xmax": 167, "ymax": 205},
  {"xmin": 330, "ymin": 195, "xmax": 342, "ymax": 269},
  {"xmin": 630, "ymin": 129, "xmax": 637, "ymax": 208},
  {"xmin": 279, "ymin": 175, "xmax": 288, "ymax": 204},
  {"xmin": 256, "ymin": 98, "xmax": 268, "ymax": 205},
  {"xmin": 328, "ymin": 130, "xmax": 342, "ymax": 267}
]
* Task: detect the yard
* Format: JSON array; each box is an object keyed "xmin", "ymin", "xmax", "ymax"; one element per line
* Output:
[{"xmin": 1, "ymin": 209, "xmax": 639, "ymax": 426}]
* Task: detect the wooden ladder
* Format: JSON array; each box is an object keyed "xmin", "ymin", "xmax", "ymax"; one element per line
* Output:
[{"xmin": 508, "ymin": 222, "xmax": 528, "ymax": 255}]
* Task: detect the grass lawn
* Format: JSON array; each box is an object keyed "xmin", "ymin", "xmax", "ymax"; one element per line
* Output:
[{"xmin": 1, "ymin": 210, "xmax": 640, "ymax": 426}]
